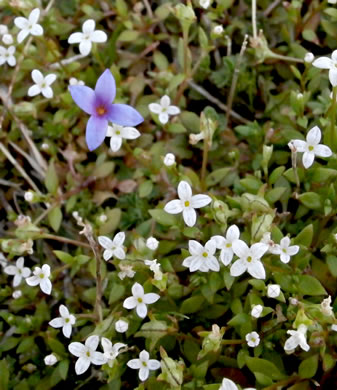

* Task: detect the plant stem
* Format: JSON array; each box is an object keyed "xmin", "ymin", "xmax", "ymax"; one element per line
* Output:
[
  {"xmin": 93, "ymin": 243, "xmax": 103, "ymax": 323},
  {"xmin": 182, "ymin": 26, "xmax": 190, "ymax": 77},
  {"xmin": 330, "ymin": 86, "xmax": 337, "ymax": 152},
  {"xmin": 41, "ymin": 233, "xmax": 91, "ymax": 248},
  {"xmin": 201, "ymin": 133, "xmax": 209, "ymax": 192}
]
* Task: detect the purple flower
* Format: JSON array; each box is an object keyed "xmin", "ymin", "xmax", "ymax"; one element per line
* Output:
[{"xmin": 69, "ymin": 69, "xmax": 143, "ymax": 151}]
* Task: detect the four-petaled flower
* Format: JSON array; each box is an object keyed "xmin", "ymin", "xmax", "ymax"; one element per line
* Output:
[
  {"xmin": 230, "ymin": 240, "xmax": 268, "ymax": 280},
  {"xmin": 28, "ymin": 69, "xmax": 57, "ymax": 99},
  {"xmin": 312, "ymin": 50, "xmax": 337, "ymax": 86},
  {"xmin": 246, "ymin": 331, "xmax": 260, "ymax": 347},
  {"xmin": 26, "ymin": 264, "xmax": 52, "ymax": 294},
  {"xmin": 14, "ymin": 8, "xmax": 43, "ymax": 43},
  {"xmin": 101, "ymin": 338, "xmax": 126, "ymax": 367},
  {"xmin": 98, "ymin": 232, "xmax": 126, "ymax": 260},
  {"xmin": 69, "ymin": 335, "xmax": 107, "ymax": 375},
  {"xmin": 123, "ymin": 282, "xmax": 160, "ymax": 318},
  {"xmin": 49, "ymin": 304, "xmax": 76, "ymax": 338},
  {"xmin": 270, "ymin": 237, "xmax": 299, "ymax": 263},
  {"xmin": 68, "ymin": 19, "xmax": 107, "ymax": 56},
  {"xmin": 289, "ymin": 126, "xmax": 332, "ymax": 168},
  {"xmin": 267, "ymin": 284, "xmax": 281, "ymax": 298},
  {"xmin": 144, "ymin": 259, "xmax": 163, "ymax": 280},
  {"xmin": 0, "ymin": 46, "xmax": 16, "ymax": 66},
  {"xmin": 69, "ymin": 69, "xmax": 143, "ymax": 151},
  {"xmin": 4, "ymin": 257, "xmax": 31, "ymax": 287},
  {"xmin": 284, "ymin": 324, "xmax": 310, "ymax": 353},
  {"xmin": 148, "ymin": 95, "xmax": 180, "ymax": 125},
  {"xmin": 182, "ymin": 239, "xmax": 219, "ymax": 272},
  {"xmin": 211, "ymin": 225, "xmax": 241, "ymax": 266},
  {"xmin": 127, "ymin": 350, "xmax": 161, "ymax": 381},
  {"xmin": 219, "ymin": 378, "xmax": 238, "ymax": 390},
  {"xmin": 164, "ymin": 180, "xmax": 212, "ymax": 227},
  {"xmin": 106, "ymin": 123, "xmax": 140, "ymax": 152}
]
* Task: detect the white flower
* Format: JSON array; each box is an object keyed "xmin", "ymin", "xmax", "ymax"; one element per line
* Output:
[
  {"xmin": 68, "ymin": 335, "xmax": 107, "ymax": 375},
  {"xmin": 211, "ymin": 225, "xmax": 240, "ymax": 266},
  {"xmin": 49, "ymin": 305, "xmax": 76, "ymax": 338},
  {"xmin": 219, "ymin": 378, "xmax": 238, "ymax": 390},
  {"xmin": 14, "ymin": 8, "xmax": 43, "ymax": 44},
  {"xmin": 69, "ymin": 77, "xmax": 85, "ymax": 86},
  {"xmin": 0, "ymin": 25, "xmax": 8, "ymax": 35},
  {"xmin": 26, "ymin": 264, "xmax": 52, "ymax": 295},
  {"xmin": 99, "ymin": 214, "xmax": 107, "ymax": 223},
  {"xmin": 0, "ymin": 252, "xmax": 7, "ymax": 267},
  {"xmin": 260, "ymin": 232, "xmax": 276, "ymax": 253},
  {"xmin": 289, "ymin": 297, "xmax": 299, "ymax": 305},
  {"xmin": 267, "ymin": 284, "xmax": 281, "ymax": 298},
  {"xmin": 164, "ymin": 180, "xmax": 212, "ymax": 227},
  {"xmin": 284, "ymin": 324, "xmax": 310, "ymax": 353},
  {"xmin": 123, "ymin": 282, "xmax": 160, "ymax": 318},
  {"xmin": 321, "ymin": 296, "xmax": 333, "ymax": 316},
  {"xmin": 115, "ymin": 319, "xmax": 128, "ymax": 333},
  {"xmin": 331, "ymin": 324, "xmax": 337, "ymax": 332},
  {"xmin": 28, "ymin": 69, "xmax": 56, "ymax": 99},
  {"xmin": 200, "ymin": 0, "xmax": 211, "ymax": 9},
  {"xmin": 213, "ymin": 25, "xmax": 223, "ymax": 35},
  {"xmin": 127, "ymin": 350, "xmax": 160, "ymax": 381},
  {"xmin": 230, "ymin": 240, "xmax": 268, "ymax": 279},
  {"xmin": 163, "ymin": 153, "xmax": 175, "ymax": 166},
  {"xmin": 118, "ymin": 264, "xmax": 135, "ymax": 280},
  {"xmin": 148, "ymin": 95, "xmax": 180, "ymax": 125},
  {"xmin": 290, "ymin": 126, "xmax": 332, "ymax": 169},
  {"xmin": 312, "ymin": 50, "xmax": 337, "ymax": 86},
  {"xmin": 12, "ymin": 290, "xmax": 22, "ymax": 299},
  {"xmin": 24, "ymin": 191, "xmax": 34, "ymax": 202},
  {"xmin": 251, "ymin": 304, "xmax": 263, "ymax": 318},
  {"xmin": 2, "ymin": 34, "xmax": 13, "ymax": 45},
  {"xmin": 146, "ymin": 236, "xmax": 159, "ymax": 250},
  {"xmin": 0, "ymin": 46, "xmax": 16, "ymax": 66},
  {"xmin": 246, "ymin": 331, "xmax": 260, "ymax": 347},
  {"xmin": 182, "ymin": 239, "xmax": 219, "ymax": 272},
  {"xmin": 106, "ymin": 124, "xmax": 140, "ymax": 152},
  {"xmin": 270, "ymin": 237, "xmax": 299, "ymax": 263},
  {"xmin": 68, "ymin": 19, "xmax": 107, "ymax": 56},
  {"xmin": 304, "ymin": 52, "xmax": 314, "ymax": 63},
  {"xmin": 328, "ymin": 0, "xmax": 337, "ymax": 3},
  {"xmin": 101, "ymin": 338, "xmax": 126, "ymax": 367},
  {"xmin": 98, "ymin": 232, "xmax": 126, "ymax": 260},
  {"xmin": 4, "ymin": 257, "xmax": 31, "ymax": 287},
  {"xmin": 44, "ymin": 354, "xmax": 58, "ymax": 366},
  {"xmin": 144, "ymin": 259, "xmax": 163, "ymax": 280}
]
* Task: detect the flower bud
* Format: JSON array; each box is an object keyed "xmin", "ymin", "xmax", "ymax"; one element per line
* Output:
[
  {"xmin": 0, "ymin": 24, "xmax": 8, "ymax": 35},
  {"xmin": 12, "ymin": 290, "xmax": 22, "ymax": 299},
  {"xmin": 99, "ymin": 214, "xmax": 107, "ymax": 223},
  {"xmin": 115, "ymin": 319, "xmax": 128, "ymax": 333},
  {"xmin": 146, "ymin": 236, "xmax": 159, "ymax": 250},
  {"xmin": 213, "ymin": 25, "xmax": 223, "ymax": 35},
  {"xmin": 267, "ymin": 284, "xmax": 281, "ymax": 298},
  {"xmin": 251, "ymin": 304, "xmax": 263, "ymax": 318},
  {"xmin": 44, "ymin": 354, "xmax": 58, "ymax": 366},
  {"xmin": 163, "ymin": 153, "xmax": 175, "ymax": 167},
  {"xmin": 24, "ymin": 191, "xmax": 34, "ymax": 202},
  {"xmin": 2, "ymin": 34, "xmax": 13, "ymax": 45},
  {"xmin": 304, "ymin": 52, "xmax": 314, "ymax": 63}
]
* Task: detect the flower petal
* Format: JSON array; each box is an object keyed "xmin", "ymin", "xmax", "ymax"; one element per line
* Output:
[
  {"xmin": 45, "ymin": 74, "xmax": 56, "ymax": 86},
  {"xmin": 182, "ymin": 207, "xmax": 197, "ymax": 227},
  {"xmin": 167, "ymin": 105, "xmax": 180, "ymax": 115},
  {"xmin": 69, "ymin": 85, "xmax": 96, "ymax": 115},
  {"xmin": 103, "ymin": 249, "xmax": 113, "ymax": 261},
  {"xmin": 98, "ymin": 236, "xmax": 113, "ymax": 250},
  {"xmin": 315, "ymin": 144, "xmax": 332, "ymax": 158},
  {"xmin": 139, "ymin": 367, "xmax": 149, "ymax": 381},
  {"xmin": 42, "ymin": 264, "xmax": 50, "ymax": 277},
  {"xmin": 160, "ymin": 95, "xmax": 171, "ymax": 108},
  {"xmin": 90, "ymin": 30, "xmax": 107, "ymax": 43},
  {"xmin": 247, "ymin": 260, "xmax": 266, "ymax": 279},
  {"xmin": 85, "ymin": 335, "xmax": 99, "ymax": 350},
  {"xmin": 59, "ymin": 304, "xmax": 69, "ymax": 317},
  {"xmin": 112, "ymin": 232, "xmax": 125, "ymax": 246},
  {"xmin": 164, "ymin": 199, "xmax": 183, "ymax": 214},
  {"xmin": 230, "ymin": 259, "xmax": 247, "ymax": 277},
  {"xmin": 101, "ymin": 337, "xmax": 112, "ymax": 353},
  {"xmin": 26, "ymin": 275, "xmax": 40, "ymax": 286},
  {"xmin": 17, "ymin": 29, "xmax": 29, "ymax": 43},
  {"xmin": 329, "ymin": 68, "xmax": 337, "ymax": 87},
  {"xmin": 188, "ymin": 240, "xmax": 203, "ymax": 255},
  {"xmin": 148, "ymin": 359, "xmax": 160, "ymax": 370},
  {"xmin": 251, "ymin": 243, "xmax": 268, "ymax": 260},
  {"xmin": 292, "ymin": 140, "xmax": 306, "ymax": 152},
  {"xmin": 32, "ymin": 69, "xmax": 43, "ymax": 84},
  {"xmin": 13, "ymin": 274, "xmax": 22, "ymax": 287},
  {"xmin": 207, "ymin": 256, "xmax": 220, "ymax": 271},
  {"xmin": 95, "ymin": 69, "xmax": 116, "ymax": 105},
  {"xmin": 232, "ymin": 240, "xmax": 249, "ymax": 258},
  {"xmin": 127, "ymin": 358, "xmax": 141, "ymax": 369},
  {"xmin": 29, "ymin": 8, "xmax": 40, "ymax": 24},
  {"xmin": 210, "ymin": 235, "xmax": 226, "ymax": 248},
  {"xmin": 113, "ymin": 247, "xmax": 125, "ymax": 260},
  {"xmin": 40, "ymin": 278, "xmax": 52, "ymax": 294},
  {"xmin": 205, "ymin": 239, "xmax": 216, "ymax": 254},
  {"xmin": 220, "ymin": 248, "xmax": 234, "ymax": 266},
  {"xmin": 75, "ymin": 357, "xmax": 91, "ymax": 375},
  {"xmin": 86, "ymin": 116, "xmax": 108, "ymax": 151},
  {"xmin": 177, "ymin": 181, "xmax": 192, "ymax": 200},
  {"xmin": 49, "ymin": 318, "xmax": 64, "ymax": 328},
  {"xmin": 31, "ymin": 24, "xmax": 43, "ymax": 36},
  {"xmin": 14, "ymin": 17, "xmax": 28, "ymax": 30},
  {"xmin": 312, "ymin": 57, "xmax": 333, "ymax": 69},
  {"xmin": 123, "ymin": 296, "xmax": 137, "ymax": 309},
  {"xmin": 42, "ymin": 86, "xmax": 53, "ymax": 99},
  {"xmin": 190, "ymin": 194, "xmax": 212, "ymax": 209},
  {"xmin": 136, "ymin": 302, "xmax": 148, "ymax": 318},
  {"xmin": 287, "ymin": 245, "xmax": 299, "ymax": 256},
  {"xmin": 79, "ymin": 40, "xmax": 92, "ymax": 56},
  {"xmin": 307, "ymin": 126, "xmax": 321, "ymax": 145},
  {"xmin": 280, "ymin": 253, "xmax": 290, "ymax": 264},
  {"xmin": 68, "ymin": 32, "xmax": 83, "ymax": 44},
  {"xmin": 91, "ymin": 351, "xmax": 107, "ymax": 365},
  {"xmin": 302, "ymin": 151, "xmax": 315, "ymax": 168},
  {"xmin": 69, "ymin": 342, "xmax": 85, "ymax": 357},
  {"xmin": 63, "ymin": 323, "xmax": 72, "ymax": 338},
  {"xmin": 16, "ymin": 257, "xmax": 24, "ymax": 268},
  {"xmin": 107, "ymin": 104, "xmax": 144, "ymax": 126},
  {"xmin": 110, "ymin": 136, "xmax": 122, "ymax": 152},
  {"xmin": 132, "ymin": 282, "xmax": 144, "ymax": 297},
  {"xmin": 143, "ymin": 293, "xmax": 160, "ymax": 304},
  {"xmin": 148, "ymin": 103, "xmax": 162, "ymax": 114},
  {"xmin": 158, "ymin": 112, "xmax": 169, "ymax": 124},
  {"xmin": 82, "ymin": 19, "xmax": 95, "ymax": 34},
  {"xmin": 4, "ymin": 265, "xmax": 17, "ymax": 275},
  {"xmin": 227, "ymin": 225, "xmax": 240, "ymax": 241},
  {"xmin": 121, "ymin": 127, "xmax": 140, "ymax": 139}
]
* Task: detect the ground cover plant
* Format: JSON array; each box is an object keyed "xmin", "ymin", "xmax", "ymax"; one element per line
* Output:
[{"xmin": 1, "ymin": 0, "xmax": 337, "ymax": 389}]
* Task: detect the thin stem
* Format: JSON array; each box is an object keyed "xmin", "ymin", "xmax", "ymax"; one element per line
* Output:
[
  {"xmin": 221, "ymin": 339, "xmax": 244, "ymax": 345},
  {"xmin": 41, "ymin": 233, "xmax": 91, "ymax": 248},
  {"xmin": 330, "ymin": 86, "xmax": 337, "ymax": 152},
  {"xmin": 93, "ymin": 243, "xmax": 103, "ymax": 323},
  {"xmin": 201, "ymin": 131, "xmax": 210, "ymax": 192},
  {"xmin": 252, "ymin": 0, "xmax": 257, "ymax": 39},
  {"xmin": 33, "ymin": 203, "xmax": 57, "ymax": 225},
  {"xmin": 268, "ymin": 51, "xmax": 304, "ymax": 63},
  {"xmin": 183, "ymin": 26, "xmax": 190, "ymax": 76}
]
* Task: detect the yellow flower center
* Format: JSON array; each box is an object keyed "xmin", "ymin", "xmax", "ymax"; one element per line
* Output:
[
  {"xmin": 226, "ymin": 243, "xmax": 232, "ymax": 248},
  {"xmin": 142, "ymin": 361, "xmax": 147, "ymax": 367},
  {"xmin": 65, "ymin": 318, "xmax": 70, "ymax": 323},
  {"xmin": 39, "ymin": 273, "xmax": 44, "ymax": 279},
  {"xmin": 184, "ymin": 200, "xmax": 190, "ymax": 207},
  {"xmin": 308, "ymin": 145, "xmax": 314, "ymax": 151},
  {"xmin": 247, "ymin": 256, "xmax": 252, "ymax": 263},
  {"xmin": 116, "ymin": 130, "xmax": 121, "ymax": 135},
  {"xmin": 137, "ymin": 297, "xmax": 143, "ymax": 303},
  {"xmin": 202, "ymin": 252, "xmax": 208, "ymax": 258},
  {"xmin": 86, "ymin": 351, "xmax": 91, "ymax": 357},
  {"xmin": 96, "ymin": 106, "xmax": 107, "ymax": 116}
]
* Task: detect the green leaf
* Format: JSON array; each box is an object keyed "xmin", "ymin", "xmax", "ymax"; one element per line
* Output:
[
  {"xmin": 0, "ymin": 359, "xmax": 9, "ymax": 390},
  {"xmin": 45, "ymin": 160, "xmax": 59, "ymax": 194},
  {"xmin": 92, "ymin": 161, "xmax": 115, "ymax": 178},
  {"xmin": 180, "ymin": 296, "xmax": 205, "ymax": 314},
  {"xmin": 138, "ymin": 180, "xmax": 153, "ymax": 198},
  {"xmin": 118, "ymin": 30, "xmax": 140, "ymax": 42},
  {"xmin": 294, "ymin": 224, "xmax": 313, "ymax": 247},
  {"xmin": 246, "ymin": 357, "xmax": 285, "ymax": 380},
  {"xmin": 299, "ymin": 354, "xmax": 318, "ymax": 379},
  {"xmin": 54, "ymin": 250, "xmax": 74, "ymax": 264},
  {"xmin": 298, "ymin": 192, "xmax": 322, "ymax": 210},
  {"xmin": 206, "ymin": 167, "xmax": 232, "ymax": 187},
  {"xmin": 298, "ymin": 275, "xmax": 326, "ymax": 296},
  {"xmin": 48, "ymin": 206, "xmax": 63, "ymax": 232},
  {"xmin": 148, "ymin": 209, "xmax": 178, "ymax": 226},
  {"xmin": 265, "ymin": 187, "xmax": 286, "ymax": 203}
]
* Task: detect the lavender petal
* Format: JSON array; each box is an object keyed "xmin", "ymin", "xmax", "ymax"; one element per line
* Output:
[
  {"xmin": 95, "ymin": 69, "xmax": 116, "ymax": 105},
  {"xmin": 69, "ymin": 86, "xmax": 96, "ymax": 115},
  {"xmin": 86, "ymin": 116, "xmax": 108, "ymax": 151},
  {"xmin": 107, "ymin": 104, "xmax": 144, "ymax": 126}
]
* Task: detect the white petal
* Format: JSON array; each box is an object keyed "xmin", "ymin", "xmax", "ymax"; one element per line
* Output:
[
  {"xmin": 42, "ymin": 264, "xmax": 51, "ymax": 277},
  {"xmin": 284, "ymin": 335, "xmax": 298, "ymax": 351},
  {"xmin": 75, "ymin": 357, "xmax": 91, "ymax": 375},
  {"xmin": 106, "ymin": 125, "xmax": 114, "ymax": 137},
  {"xmin": 127, "ymin": 358, "xmax": 141, "ymax": 369},
  {"xmin": 139, "ymin": 367, "xmax": 149, "ymax": 381},
  {"xmin": 123, "ymin": 296, "xmax": 137, "ymax": 309},
  {"xmin": 17, "ymin": 29, "xmax": 29, "ymax": 43},
  {"xmin": 31, "ymin": 24, "xmax": 43, "ymax": 36},
  {"xmin": 220, "ymin": 378, "xmax": 238, "ymax": 390},
  {"xmin": 143, "ymin": 293, "xmax": 160, "ymax": 304},
  {"xmin": 98, "ymin": 236, "xmax": 113, "ymax": 250},
  {"xmin": 312, "ymin": 57, "xmax": 333, "ymax": 69},
  {"xmin": 178, "ymin": 181, "xmax": 192, "ymax": 200},
  {"xmin": 91, "ymin": 351, "xmax": 107, "ymax": 365},
  {"xmin": 16, "ymin": 257, "xmax": 24, "ymax": 268},
  {"xmin": 182, "ymin": 255, "xmax": 194, "ymax": 267},
  {"xmin": 280, "ymin": 253, "xmax": 290, "ymax": 264},
  {"xmin": 210, "ymin": 235, "xmax": 226, "ymax": 248},
  {"xmin": 190, "ymin": 194, "xmax": 212, "ymax": 209},
  {"xmin": 42, "ymin": 86, "xmax": 53, "ymax": 99},
  {"xmin": 207, "ymin": 256, "xmax": 220, "ymax": 271},
  {"xmin": 45, "ymin": 74, "xmax": 56, "ymax": 86},
  {"xmin": 287, "ymin": 245, "xmax": 299, "ymax": 256},
  {"xmin": 22, "ymin": 267, "xmax": 31, "ymax": 278},
  {"xmin": 86, "ymin": 335, "xmax": 99, "ymax": 350},
  {"xmin": 4, "ymin": 265, "xmax": 17, "ymax": 275},
  {"xmin": 63, "ymin": 323, "xmax": 72, "ymax": 338},
  {"xmin": 302, "ymin": 152, "xmax": 315, "ymax": 168},
  {"xmin": 188, "ymin": 240, "xmax": 203, "ymax": 255},
  {"xmin": 121, "ymin": 127, "xmax": 140, "ymax": 139},
  {"xmin": 160, "ymin": 95, "xmax": 171, "ymax": 108},
  {"xmin": 132, "ymin": 282, "xmax": 144, "ymax": 297},
  {"xmin": 40, "ymin": 278, "xmax": 52, "ymax": 294},
  {"xmin": 232, "ymin": 240, "xmax": 249, "ymax": 258},
  {"xmin": 110, "ymin": 136, "xmax": 122, "ymax": 152},
  {"xmin": 220, "ymin": 248, "xmax": 234, "ymax": 266},
  {"xmin": 101, "ymin": 337, "xmax": 112, "ymax": 353},
  {"xmin": 299, "ymin": 338, "xmax": 310, "ymax": 352},
  {"xmin": 8, "ymin": 56, "xmax": 16, "ymax": 67},
  {"xmin": 103, "ymin": 249, "xmax": 114, "ymax": 261},
  {"xmin": 158, "ymin": 112, "xmax": 169, "ymax": 124},
  {"xmin": 49, "ymin": 318, "xmax": 64, "ymax": 328},
  {"xmin": 307, "ymin": 126, "xmax": 321, "ymax": 145},
  {"xmin": 182, "ymin": 207, "xmax": 197, "ymax": 227},
  {"xmin": 164, "ymin": 199, "xmax": 183, "ymax": 214},
  {"xmin": 29, "ymin": 8, "xmax": 40, "ymax": 25},
  {"xmin": 167, "ymin": 105, "xmax": 180, "ymax": 115},
  {"xmin": 205, "ymin": 239, "xmax": 216, "ymax": 254},
  {"xmin": 112, "ymin": 232, "xmax": 125, "ymax": 246},
  {"xmin": 26, "ymin": 275, "xmax": 40, "ymax": 286},
  {"xmin": 28, "ymin": 85, "xmax": 41, "ymax": 97},
  {"xmin": 136, "ymin": 302, "xmax": 148, "ymax": 318},
  {"xmin": 250, "ymin": 243, "xmax": 268, "ymax": 260},
  {"xmin": 13, "ymin": 274, "xmax": 22, "ymax": 287},
  {"xmin": 31, "ymin": 69, "xmax": 43, "ymax": 84},
  {"xmin": 227, "ymin": 225, "xmax": 240, "ymax": 241},
  {"xmin": 292, "ymin": 140, "xmax": 306, "ymax": 152},
  {"xmin": 148, "ymin": 103, "xmax": 162, "ymax": 114},
  {"xmin": 82, "ymin": 19, "xmax": 95, "ymax": 34},
  {"xmin": 332, "ymin": 50, "xmax": 337, "ymax": 62},
  {"xmin": 113, "ymin": 247, "xmax": 125, "ymax": 260},
  {"xmin": 247, "ymin": 260, "xmax": 266, "ymax": 279},
  {"xmin": 59, "ymin": 304, "xmax": 69, "ymax": 317},
  {"xmin": 314, "ymin": 144, "xmax": 332, "ymax": 158},
  {"xmin": 68, "ymin": 32, "xmax": 84, "ymax": 44},
  {"xmin": 14, "ymin": 17, "xmax": 29, "ymax": 30},
  {"xmin": 69, "ymin": 342, "xmax": 85, "ymax": 357},
  {"xmin": 148, "ymin": 359, "xmax": 161, "ymax": 370},
  {"xmin": 329, "ymin": 68, "xmax": 337, "ymax": 87},
  {"xmin": 90, "ymin": 30, "xmax": 107, "ymax": 43},
  {"xmin": 230, "ymin": 259, "xmax": 247, "ymax": 276},
  {"xmin": 79, "ymin": 40, "xmax": 92, "ymax": 56}
]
